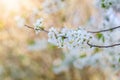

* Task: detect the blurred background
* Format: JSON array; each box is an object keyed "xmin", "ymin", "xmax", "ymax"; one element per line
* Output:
[{"xmin": 0, "ymin": 0, "xmax": 117, "ymax": 80}]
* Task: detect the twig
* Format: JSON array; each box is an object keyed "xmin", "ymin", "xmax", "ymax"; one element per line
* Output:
[
  {"xmin": 87, "ymin": 26, "xmax": 120, "ymax": 48},
  {"xmin": 88, "ymin": 26, "xmax": 120, "ymax": 33},
  {"xmin": 87, "ymin": 41, "xmax": 120, "ymax": 48},
  {"xmin": 24, "ymin": 24, "xmax": 48, "ymax": 33}
]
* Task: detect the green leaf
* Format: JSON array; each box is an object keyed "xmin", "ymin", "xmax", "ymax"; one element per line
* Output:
[
  {"xmin": 96, "ymin": 33, "xmax": 105, "ymax": 42},
  {"xmin": 101, "ymin": 3, "xmax": 106, "ymax": 8},
  {"xmin": 96, "ymin": 33, "xmax": 103, "ymax": 39}
]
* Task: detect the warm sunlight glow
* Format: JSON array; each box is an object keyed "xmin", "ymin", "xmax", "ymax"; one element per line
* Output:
[
  {"xmin": 0, "ymin": 0, "xmax": 20, "ymax": 12},
  {"xmin": 0, "ymin": 0, "xmax": 34, "ymax": 13}
]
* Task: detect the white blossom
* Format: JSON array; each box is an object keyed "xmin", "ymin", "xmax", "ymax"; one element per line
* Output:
[
  {"xmin": 48, "ymin": 27, "xmax": 93, "ymax": 50},
  {"xmin": 48, "ymin": 27, "xmax": 58, "ymax": 45},
  {"xmin": 33, "ymin": 18, "xmax": 44, "ymax": 34}
]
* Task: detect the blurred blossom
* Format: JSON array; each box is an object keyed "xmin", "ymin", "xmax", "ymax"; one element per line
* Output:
[
  {"xmin": 0, "ymin": 66, "xmax": 4, "ymax": 76},
  {"xmin": 32, "ymin": 8, "xmax": 40, "ymax": 15},
  {"xmin": 53, "ymin": 65, "xmax": 68, "ymax": 74},
  {"xmin": 33, "ymin": 18, "xmax": 44, "ymax": 34},
  {"xmin": 111, "ymin": 29, "xmax": 120, "ymax": 41},
  {"xmin": 53, "ymin": 58, "xmax": 62, "ymax": 66},
  {"xmin": 27, "ymin": 39, "xmax": 48, "ymax": 51},
  {"xmin": 102, "ymin": 8, "xmax": 120, "ymax": 27},
  {"xmin": 73, "ymin": 58, "xmax": 89, "ymax": 69},
  {"xmin": 42, "ymin": 0, "xmax": 65, "ymax": 14},
  {"xmin": 15, "ymin": 16, "xmax": 25, "ymax": 28}
]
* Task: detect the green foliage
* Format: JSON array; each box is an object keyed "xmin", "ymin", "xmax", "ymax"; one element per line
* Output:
[
  {"xmin": 96, "ymin": 33, "xmax": 105, "ymax": 42},
  {"xmin": 101, "ymin": 0, "xmax": 112, "ymax": 9}
]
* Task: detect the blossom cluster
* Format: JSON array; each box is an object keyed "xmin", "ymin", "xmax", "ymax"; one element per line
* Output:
[
  {"xmin": 96, "ymin": 0, "xmax": 120, "ymax": 9},
  {"xmin": 42, "ymin": 0, "xmax": 65, "ymax": 14},
  {"xmin": 48, "ymin": 27, "xmax": 93, "ymax": 50}
]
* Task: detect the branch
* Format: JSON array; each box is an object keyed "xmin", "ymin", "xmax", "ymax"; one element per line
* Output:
[
  {"xmin": 87, "ymin": 41, "xmax": 120, "ymax": 48},
  {"xmin": 25, "ymin": 24, "xmax": 120, "ymax": 48},
  {"xmin": 87, "ymin": 26, "xmax": 120, "ymax": 48},
  {"xmin": 88, "ymin": 26, "xmax": 120, "ymax": 33},
  {"xmin": 24, "ymin": 24, "xmax": 48, "ymax": 33}
]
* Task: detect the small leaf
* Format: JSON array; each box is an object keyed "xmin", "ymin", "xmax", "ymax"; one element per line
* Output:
[
  {"xmin": 96, "ymin": 33, "xmax": 105, "ymax": 42},
  {"xmin": 96, "ymin": 33, "xmax": 103, "ymax": 39},
  {"xmin": 101, "ymin": 3, "xmax": 106, "ymax": 8}
]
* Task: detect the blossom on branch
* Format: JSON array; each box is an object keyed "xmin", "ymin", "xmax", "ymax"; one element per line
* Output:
[
  {"xmin": 48, "ymin": 27, "xmax": 93, "ymax": 49},
  {"xmin": 33, "ymin": 18, "xmax": 44, "ymax": 34}
]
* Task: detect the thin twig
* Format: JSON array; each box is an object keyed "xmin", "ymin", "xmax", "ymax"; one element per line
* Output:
[
  {"xmin": 87, "ymin": 26, "xmax": 120, "ymax": 48},
  {"xmin": 87, "ymin": 41, "xmax": 120, "ymax": 48},
  {"xmin": 25, "ymin": 24, "xmax": 48, "ymax": 33},
  {"xmin": 88, "ymin": 26, "xmax": 120, "ymax": 33}
]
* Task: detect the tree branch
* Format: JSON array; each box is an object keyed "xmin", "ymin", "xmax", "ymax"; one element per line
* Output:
[
  {"xmin": 24, "ymin": 24, "xmax": 48, "ymax": 33},
  {"xmin": 87, "ymin": 26, "xmax": 120, "ymax": 33},
  {"xmin": 87, "ymin": 26, "xmax": 120, "ymax": 48},
  {"xmin": 25, "ymin": 24, "xmax": 120, "ymax": 48},
  {"xmin": 87, "ymin": 41, "xmax": 120, "ymax": 48}
]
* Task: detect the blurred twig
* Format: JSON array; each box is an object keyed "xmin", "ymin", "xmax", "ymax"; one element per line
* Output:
[
  {"xmin": 87, "ymin": 41, "xmax": 120, "ymax": 48},
  {"xmin": 25, "ymin": 24, "xmax": 48, "ymax": 33},
  {"xmin": 88, "ymin": 26, "xmax": 120, "ymax": 33}
]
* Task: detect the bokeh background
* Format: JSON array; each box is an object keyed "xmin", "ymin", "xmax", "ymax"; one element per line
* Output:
[{"xmin": 0, "ymin": 0, "xmax": 116, "ymax": 80}]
